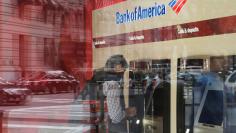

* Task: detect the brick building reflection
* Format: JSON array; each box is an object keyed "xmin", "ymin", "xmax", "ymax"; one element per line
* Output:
[
  {"xmin": 0, "ymin": 0, "xmax": 84, "ymax": 81},
  {"xmin": 0, "ymin": 0, "xmax": 125, "ymax": 90}
]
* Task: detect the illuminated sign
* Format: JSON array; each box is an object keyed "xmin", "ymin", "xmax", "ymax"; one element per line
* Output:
[{"xmin": 116, "ymin": 3, "xmax": 166, "ymax": 24}]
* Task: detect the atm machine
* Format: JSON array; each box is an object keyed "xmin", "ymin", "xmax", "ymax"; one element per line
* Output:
[
  {"xmin": 193, "ymin": 72, "xmax": 224, "ymax": 133},
  {"xmin": 177, "ymin": 72, "xmax": 224, "ymax": 133}
]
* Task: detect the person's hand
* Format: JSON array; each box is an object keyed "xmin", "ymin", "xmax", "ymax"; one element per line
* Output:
[
  {"xmin": 94, "ymin": 118, "xmax": 100, "ymax": 124},
  {"xmin": 125, "ymin": 107, "xmax": 137, "ymax": 117},
  {"xmin": 104, "ymin": 114, "xmax": 108, "ymax": 123}
]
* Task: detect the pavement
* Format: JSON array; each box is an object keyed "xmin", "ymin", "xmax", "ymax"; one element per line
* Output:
[
  {"xmin": 1, "ymin": 93, "xmax": 102, "ymax": 133},
  {"xmin": 4, "ymin": 105, "xmax": 98, "ymax": 133},
  {"xmin": 2, "ymin": 93, "xmax": 236, "ymax": 133}
]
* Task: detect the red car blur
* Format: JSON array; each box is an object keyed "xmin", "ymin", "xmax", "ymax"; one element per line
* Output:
[
  {"xmin": 17, "ymin": 70, "xmax": 80, "ymax": 94},
  {"xmin": 0, "ymin": 77, "xmax": 32, "ymax": 105}
]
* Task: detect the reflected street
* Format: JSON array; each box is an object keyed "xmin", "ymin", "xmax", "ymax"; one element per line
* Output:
[{"xmin": 1, "ymin": 93, "xmax": 99, "ymax": 133}]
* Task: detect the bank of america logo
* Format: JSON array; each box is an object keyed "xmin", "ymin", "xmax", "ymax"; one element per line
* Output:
[{"xmin": 169, "ymin": 0, "xmax": 187, "ymax": 14}]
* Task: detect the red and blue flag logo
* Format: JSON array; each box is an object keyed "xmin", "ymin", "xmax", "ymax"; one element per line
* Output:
[{"xmin": 169, "ymin": 0, "xmax": 187, "ymax": 14}]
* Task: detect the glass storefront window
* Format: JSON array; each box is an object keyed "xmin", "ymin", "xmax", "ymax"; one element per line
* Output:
[
  {"xmin": 177, "ymin": 56, "xmax": 236, "ymax": 133},
  {"xmin": 1, "ymin": 0, "xmax": 236, "ymax": 133}
]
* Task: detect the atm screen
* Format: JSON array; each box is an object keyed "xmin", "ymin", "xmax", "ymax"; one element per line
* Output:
[
  {"xmin": 198, "ymin": 90, "xmax": 223, "ymax": 126},
  {"xmin": 186, "ymin": 59, "xmax": 204, "ymax": 66}
]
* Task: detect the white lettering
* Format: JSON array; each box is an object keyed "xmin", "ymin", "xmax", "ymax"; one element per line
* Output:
[
  {"xmin": 94, "ymin": 40, "xmax": 106, "ymax": 45},
  {"xmin": 129, "ymin": 35, "xmax": 145, "ymax": 41},
  {"xmin": 178, "ymin": 27, "xmax": 199, "ymax": 34}
]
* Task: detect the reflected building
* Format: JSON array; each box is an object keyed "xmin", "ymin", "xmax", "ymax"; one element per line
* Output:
[
  {"xmin": 0, "ymin": 0, "xmax": 125, "ymax": 88},
  {"xmin": 0, "ymin": 0, "xmax": 86, "ymax": 81}
]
